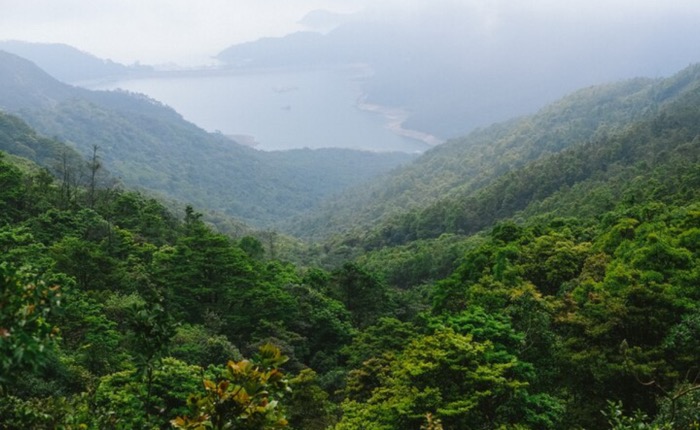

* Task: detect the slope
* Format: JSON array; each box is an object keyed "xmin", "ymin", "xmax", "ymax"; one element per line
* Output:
[
  {"xmin": 289, "ymin": 76, "xmax": 656, "ymax": 238},
  {"xmin": 348, "ymin": 63, "xmax": 700, "ymax": 291},
  {"xmin": 0, "ymin": 50, "xmax": 413, "ymax": 227},
  {"xmin": 292, "ymin": 65, "xmax": 700, "ymax": 242},
  {"xmin": 342, "ymin": 66, "xmax": 700, "ymax": 429},
  {"xmin": 0, "ymin": 110, "xmax": 83, "ymax": 168},
  {"xmin": 0, "ymin": 40, "xmax": 146, "ymax": 84},
  {"xmin": 367, "ymin": 66, "xmax": 700, "ymax": 247}
]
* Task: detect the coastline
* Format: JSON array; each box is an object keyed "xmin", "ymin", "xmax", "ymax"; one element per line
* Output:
[
  {"xmin": 356, "ymin": 95, "xmax": 444, "ymax": 148},
  {"xmin": 80, "ymin": 63, "xmax": 373, "ymax": 88},
  {"xmin": 82, "ymin": 64, "xmax": 444, "ymax": 152}
]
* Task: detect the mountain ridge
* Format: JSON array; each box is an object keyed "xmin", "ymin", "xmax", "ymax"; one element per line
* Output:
[
  {"xmin": 0, "ymin": 40, "xmax": 148, "ymax": 84},
  {"xmin": 289, "ymin": 64, "xmax": 700, "ymax": 243}
]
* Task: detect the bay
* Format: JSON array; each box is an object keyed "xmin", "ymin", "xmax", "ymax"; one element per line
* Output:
[{"xmin": 91, "ymin": 67, "xmax": 432, "ymax": 153}]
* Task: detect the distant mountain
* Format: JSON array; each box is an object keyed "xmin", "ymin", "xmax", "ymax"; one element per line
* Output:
[
  {"xmin": 217, "ymin": 4, "xmax": 700, "ymax": 139},
  {"xmin": 0, "ymin": 41, "xmax": 150, "ymax": 84},
  {"xmin": 298, "ymin": 9, "xmax": 354, "ymax": 33},
  {"xmin": 0, "ymin": 51, "xmax": 413, "ymax": 227},
  {"xmin": 217, "ymin": 32, "xmax": 332, "ymax": 68},
  {"xmin": 290, "ymin": 64, "xmax": 700, "ymax": 243}
]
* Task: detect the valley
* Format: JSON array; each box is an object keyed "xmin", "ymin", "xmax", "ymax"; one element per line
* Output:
[{"xmin": 1, "ymin": 34, "xmax": 700, "ymax": 430}]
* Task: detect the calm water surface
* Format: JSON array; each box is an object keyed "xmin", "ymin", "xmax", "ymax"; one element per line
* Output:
[{"xmin": 93, "ymin": 68, "xmax": 429, "ymax": 153}]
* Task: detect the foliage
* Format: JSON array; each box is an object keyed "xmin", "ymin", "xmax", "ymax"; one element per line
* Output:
[
  {"xmin": 337, "ymin": 326, "xmax": 563, "ymax": 430},
  {"xmin": 3, "ymin": 57, "xmax": 700, "ymax": 430},
  {"xmin": 170, "ymin": 324, "xmax": 243, "ymax": 368},
  {"xmin": 93, "ymin": 357, "xmax": 202, "ymax": 429},
  {"xmin": 330, "ymin": 263, "xmax": 392, "ymax": 328},
  {"xmin": 603, "ymin": 401, "xmax": 672, "ymax": 430},
  {"xmin": 286, "ymin": 369, "xmax": 338, "ymax": 430},
  {"xmin": 172, "ymin": 344, "xmax": 290, "ymax": 430},
  {"xmin": 0, "ymin": 54, "xmax": 413, "ymax": 228},
  {"xmin": 0, "ymin": 263, "xmax": 61, "ymax": 388}
]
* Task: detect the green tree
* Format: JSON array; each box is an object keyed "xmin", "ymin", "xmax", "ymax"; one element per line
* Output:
[
  {"xmin": 125, "ymin": 287, "xmax": 177, "ymax": 426},
  {"xmin": 155, "ymin": 207, "xmax": 255, "ymax": 324},
  {"xmin": 93, "ymin": 357, "xmax": 202, "ymax": 429},
  {"xmin": 0, "ymin": 263, "xmax": 61, "ymax": 390},
  {"xmin": 337, "ymin": 327, "xmax": 543, "ymax": 430},
  {"xmin": 520, "ymin": 233, "xmax": 590, "ymax": 295},
  {"xmin": 172, "ymin": 344, "xmax": 290, "ymax": 430},
  {"xmin": 341, "ymin": 317, "xmax": 416, "ymax": 370},
  {"xmin": 286, "ymin": 369, "xmax": 338, "ymax": 430},
  {"xmin": 331, "ymin": 263, "xmax": 392, "ymax": 328},
  {"xmin": 49, "ymin": 230, "xmax": 117, "ymax": 291},
  {"xmin": 170, "ymin": 323, "xmax": 243, "ymax": 368},
  {"xmin": 0, "ymin": 153, "xmax": 26, "ymax": 224}
]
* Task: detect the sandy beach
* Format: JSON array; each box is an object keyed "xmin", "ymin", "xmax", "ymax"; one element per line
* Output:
[{"xmin": 356, "ymin": 95, "xmax": 444, "ymax": 148}]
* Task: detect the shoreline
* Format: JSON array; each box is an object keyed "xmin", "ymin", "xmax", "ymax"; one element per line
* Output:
[
  {"xmin": 82, "ymin": 64, "xmax": 445, "ymax": 152},
  {"xmin": 356, "ymin": 95, "xmax": 444, "ymax": 148},
  {"xmin": 79, "ymin": 63, "xmax": 372, "ymax": 88}
]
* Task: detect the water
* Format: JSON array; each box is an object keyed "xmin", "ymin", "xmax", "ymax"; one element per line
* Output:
[{"xmin": 91, "ymin": 67, "xmax": 431, "ymax": 153}]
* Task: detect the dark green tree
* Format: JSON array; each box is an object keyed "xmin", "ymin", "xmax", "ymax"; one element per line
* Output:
[
  {"xmin": 172, "ymin": 344, "xmax": 290, "ymax": 430},
  {"xmin": 331, "ymin": 263, "xmax": 392, "ymax": 328},
  {"xmin": 0, "ymin": 263, "xmax": 61, "ymax": 390}
]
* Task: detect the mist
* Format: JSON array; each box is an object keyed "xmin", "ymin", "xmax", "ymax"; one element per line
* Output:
[
  {"xmin": 313, "ymin": 0, "xmax": 700, "ymax": 136},
  {"xmin": 212, "ymin": 0, "xmax": 700, "ymax": 138},
  {"xmin": 3, "ymin": 0, "xmax": 699, "ymax": 144}
]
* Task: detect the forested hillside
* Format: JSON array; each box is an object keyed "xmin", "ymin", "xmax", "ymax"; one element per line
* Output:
[
  {"xmin": 2, "ymin": 60, "xmax": 700, "ymax": 429},
  {"xmin": 0, "ymin": 111, "xmax": 84, "ymax": 168},
  {"xmin": 0, "ymin": 50, "xmax": 414, "ymax": 227},
  {"xmin": 291, "ymin": 65, "xmax": 700, "ymax": 242}
]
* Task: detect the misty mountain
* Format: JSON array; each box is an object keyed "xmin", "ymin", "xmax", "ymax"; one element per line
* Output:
[
  {"xmin": 217, "ymin": 3, "xmax": 700, "ymax": 139},
  {"xmin": 289, "ymin": 63, "xmax": 700, "ymax": 243},
  {"xmin": 0, "ymin": 50, "xmax": 414, "ymax": 227},
  {"xmin": 0, "ymin": 40, "xmax": 150, "ymax": 84}
]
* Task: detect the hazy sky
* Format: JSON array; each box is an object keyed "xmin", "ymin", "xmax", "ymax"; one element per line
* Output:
[
  {"xmin": 0, "ymin": 0, "xmax": 368, "ymax": 65},
  {"xmin": 1, "ymin": 0, "xmax": 699, "ymax": 66}
]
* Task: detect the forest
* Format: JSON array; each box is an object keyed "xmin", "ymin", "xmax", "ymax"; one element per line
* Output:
[
  {"xmin": 0, "ymin": 50, "xmax": 415, "ymax": 228},
  {"xmin": 1, "ymin": 60, "xmax": 700, "ymax": 429}
]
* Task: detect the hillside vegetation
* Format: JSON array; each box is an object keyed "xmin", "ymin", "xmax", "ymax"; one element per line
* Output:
[
  {"xmin": 1, "ymin": 60, "xmax": 700, "ymax": 429},
  {"xmin": 291, "ymin": 65, "xmax": 700, "ymax": 243},
  {"xmin": 0, "ymin": 50, "xmax": 414, "ymax": 227}
]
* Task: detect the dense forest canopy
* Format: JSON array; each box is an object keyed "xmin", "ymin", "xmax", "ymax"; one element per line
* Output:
[
  {"xmin": 1, "ymin": 57, "xmax": 700, "ymax": 429},
  {"xmin": 289, "ymin": 66, "xmax": 700, "ymax": 242}
]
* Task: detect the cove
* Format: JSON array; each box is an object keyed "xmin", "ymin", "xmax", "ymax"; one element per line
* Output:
[{"xmin": 91, "ymin": 66, "xmax": 433, "ymax": 153}]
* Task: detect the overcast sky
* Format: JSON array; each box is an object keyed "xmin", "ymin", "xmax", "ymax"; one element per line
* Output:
[
  {"xmin": 0, "ymin": 0, "xmax": 368, "ymax": 65},
  {"xmin": 1, "ymin": 0, "xmax": 700, "ymax": 66}
]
